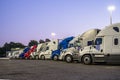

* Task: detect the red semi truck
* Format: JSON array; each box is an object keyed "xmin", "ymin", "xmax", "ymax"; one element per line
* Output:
[{"xmin": 24, "ymin": 45, "xmax": 37, "ymax": 59}]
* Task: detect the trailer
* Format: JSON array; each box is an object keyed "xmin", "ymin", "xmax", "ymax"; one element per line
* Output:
[
  {"xmin": 79, "ymin": 23, "xmax": 120, "ymax": 64},
  {"xmin": 60, "ymin": 29, "xmax": 100, "ymax": 63}
]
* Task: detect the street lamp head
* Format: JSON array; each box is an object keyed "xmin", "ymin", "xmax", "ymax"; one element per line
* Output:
[
  {"xmin": 51, "ymin": 32, "xmax": 56, "ymax": 36},
  {"xmin": 108, "ymin": 6, "xmax": 116, "ymax": 12}
]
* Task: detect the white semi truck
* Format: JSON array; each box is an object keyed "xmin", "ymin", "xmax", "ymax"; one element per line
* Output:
[
  {"xmin": 39, "ymin": 40, "xmax": 59, "ymax": 60},
  {"xmin": 79, "ymin": 23, "xmax": 120, "ymax": 64},
  {"xmin": 33, "ymin": 43, "xmax": 48, "ymax": 59},
  {"xmin": 7, "ymin": 48, "xmax": 24, "ymax": 59},
  {"xmin": 59, "ymin": 29, "xmax": 101, "ymax": 63}
]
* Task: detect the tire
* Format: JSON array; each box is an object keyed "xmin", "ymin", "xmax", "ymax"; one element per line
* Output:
[
  {"xmin": 35, "ymin": 56, "xmax": 39, "ymax": 60},
  {"xmin": 82, "ymin": 55, "xmax": 92, "ymax": 65},
  {"xmin": 53, "ymin": 55, "xmax": 58, "ymax": 61},
  {"xmin": 41, "ymin": 55, "xmax": 45, "ymax": 60},
  {"xmin": 29, "ymin": 56, "xmax": 33, "ymax": 60},
  {"xmin": 65, "ymin": 55, "xmax": 73, "ymax": 63},
  {"xmin": 25, "ymin": 57, "xmax": 28, "ymax": 60}
]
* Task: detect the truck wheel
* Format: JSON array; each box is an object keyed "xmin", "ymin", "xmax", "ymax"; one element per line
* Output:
[
  {"xmin": 35, "ymin": 56, "xmax": 39, "ymax": 60},
  {"xmin": 41, "ymin": 55, "xmax": 45, "ymax": 60},
  {"xmin": 65, "ymin": 55, "xmax": 73, "ymax": 63},
  {"xmin": 82, "ymin": 55, "xmax": 92, "ymax": 65},
  {"xmin": 53, "ymin": 55, "xmax": 58, "ymax": 61},
  {"xmin": 29, "ymin": 56, "xmax": 33, "ymax": 60},
  {"xmin": 25, "ymin": 57, "xmax": 28, "ymax": 60}
]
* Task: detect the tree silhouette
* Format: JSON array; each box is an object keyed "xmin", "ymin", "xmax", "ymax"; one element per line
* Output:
[
  {"xmin": 45, "ymin": 38, "xmax": 51, "ymax": 42},
  {"xmin": 0, "ymin": 42, "xmax": 25, "ymax": 57},
  {"xmin": 39, "ymin": 39, "xmax": 45, "ymax": 43},
  {"xmin": 28, "ymin": 40, "xmax": 38, "ymax": 47}
]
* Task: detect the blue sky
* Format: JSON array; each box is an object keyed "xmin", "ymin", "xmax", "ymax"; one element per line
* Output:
[{"xmin": 0, "ymin": 0, "xmax": 120, "ymax": 47}]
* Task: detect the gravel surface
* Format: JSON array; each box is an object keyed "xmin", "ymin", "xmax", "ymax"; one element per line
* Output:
[{"xmin": 0, "ymin": 59, "xmax": 120, "ymax": 80}]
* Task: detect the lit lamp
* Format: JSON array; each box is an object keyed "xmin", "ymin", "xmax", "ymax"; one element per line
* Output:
[
  {"xmin": 107, "ymin": 6, "xmax": 116, "ymax": 25},
  {"xmin": 51, "ymin": 32, "xmax": 56, "ymax": 40}
]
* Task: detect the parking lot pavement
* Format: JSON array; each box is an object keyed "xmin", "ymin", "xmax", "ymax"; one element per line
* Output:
[
  {"xmin": 0, "ymin": 57, "xmax": 9, "ymax": 60},
  {"xmin": 0, "ymin": 59, "xmax": 120, "ymax": 80}
]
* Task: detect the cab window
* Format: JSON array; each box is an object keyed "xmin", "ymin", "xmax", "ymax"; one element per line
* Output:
[
  {"xmin": 53, "ymin": 41, "xmax": 56, "ymax": 44},
  {"xmin": 46, "ymin": 47, "xmax": 49, "ymax": 50},
  {"xmin": 87, "ymin": 41, "xmax": 92, "ymax": 46},
  {"xmin": 95, "ymin": 38, "xmax": 102, "ymax": 45},
  {"xmin": 113, "ymin": 27, "xmax": 119, "ymax": 32},
  {"xmin": 69, "ymin": 44, "xmax": 74, "ymax": 48},
  {"xmin": 114, "ymin": 38, "xmax": 118, "ymax": 45}
]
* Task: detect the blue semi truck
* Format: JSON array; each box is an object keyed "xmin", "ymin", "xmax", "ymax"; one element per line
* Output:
[
  {"xmin": 51, "ymin": 36, "xmax": 74, "ymax": 60},
  {"xmin": 19, "ymin": 47, "xmax": 30, "ymax": 59}
]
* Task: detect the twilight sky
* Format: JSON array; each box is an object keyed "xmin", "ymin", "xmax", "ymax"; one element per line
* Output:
[{"xmin": 0, "ymin": 0, "xmax": 120, "ymax": 47}]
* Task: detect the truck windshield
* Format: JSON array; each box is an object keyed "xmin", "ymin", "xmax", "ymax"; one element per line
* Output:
[
  {"xmin": 95, "ymin": 38, "xmax": 102, "ymax": 45},
  {"xmin": 68, "ymin": 44, "xmax": 74, "ymax": 48}
]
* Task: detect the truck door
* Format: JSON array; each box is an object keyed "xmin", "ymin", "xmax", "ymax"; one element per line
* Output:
[
  {"xmin": 94, "ymin": 37, "xmax": 104, "ymax": 54},
  {"xmin": 91, "ymin": 37, "xmax": 105, "ymax": 62}
]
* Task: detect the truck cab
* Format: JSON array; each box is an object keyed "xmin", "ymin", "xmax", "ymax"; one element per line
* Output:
[
  {"xmin": 39, "ymin": 40, "xmax": 59, "ymax": 60},
  {"xmin": 8, "ymin": 48, "xmax": 24, "ymax": 59},
  {"xmin": 79, "ymin": 23, "xmax": 120, "ymax": 64},
  {"xmin": 32, "ymin": 43, "xmax": 47, "ymax": 59},
  {"xmin": 24, "ymin": 45, "xmax": 37, "ymax": 59},
  {"xmin": 19, "ymin": 47, "xmax": 30, "ymax": 59},
  {"xmin": 51, "ymin": 36, "xmax": 74, "ymax": 60}
]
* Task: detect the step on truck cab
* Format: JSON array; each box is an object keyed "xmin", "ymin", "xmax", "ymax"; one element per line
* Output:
[
  {"xmin": 79, "ymin": 23, "xmax": 120, "ymax": 64},
  {"xmin": 51, "ymin": 36, "xmax": 74, "ymax": 60},
  {"xmin": 60, "ymin": 29, "xmax": 101, "ymax": 63},
  {"xmin": 39, "ymin": 40, "xmax": 59, "ymax": 60}
]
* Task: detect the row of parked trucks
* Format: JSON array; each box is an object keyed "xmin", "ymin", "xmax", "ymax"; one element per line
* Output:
[{"xmin": 7, "ymin": 23, "xmax": 120, "ymax": 64}]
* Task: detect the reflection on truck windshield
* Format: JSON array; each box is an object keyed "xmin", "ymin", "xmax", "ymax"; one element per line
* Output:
[{"xmin": 95, "ymin": 38, "xmax": 102, "ymax": 45}]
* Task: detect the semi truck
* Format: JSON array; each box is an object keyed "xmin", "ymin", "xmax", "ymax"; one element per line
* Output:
[
  {"xmin": 79, "ymin": 23, "xmax": 120, "ymax": 64},
  {"xmin": 7, "ymin": 48, "xmax": 23, "ymax": 59},
  {"xmin": 51, "ymin": 36, "xmax": 74, "ymax": 60},
  {"xmin": 24, "ymin": 45, "xmax": 37, "ymax": 59},
  {"xmin": 33, "ymin": 43, "xmax": 48, "ymax": 59},
  {"xmin": 13, "ymin": 49, "xmax": 24, "ymax": 59},
  {"xmin": 39, "ymin": 40, "xmax": 59, "ymax": 60},
  {"xmin": 19, "ymin": 47, "xmax": 30, "ymax": 59},
  {"xmin": 59, "ymin": 29, "xmax": 101, "ymax": 63}
]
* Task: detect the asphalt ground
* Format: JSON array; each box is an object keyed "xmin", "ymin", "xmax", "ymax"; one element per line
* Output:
[{"xmin": 0, "ymin": 59, "xmax": 120, "ymax": 80}]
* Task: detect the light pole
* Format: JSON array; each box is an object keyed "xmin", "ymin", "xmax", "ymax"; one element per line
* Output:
[{"xmin": 107, "ymin": 6, "xmax": 116, "ymax": 25}]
